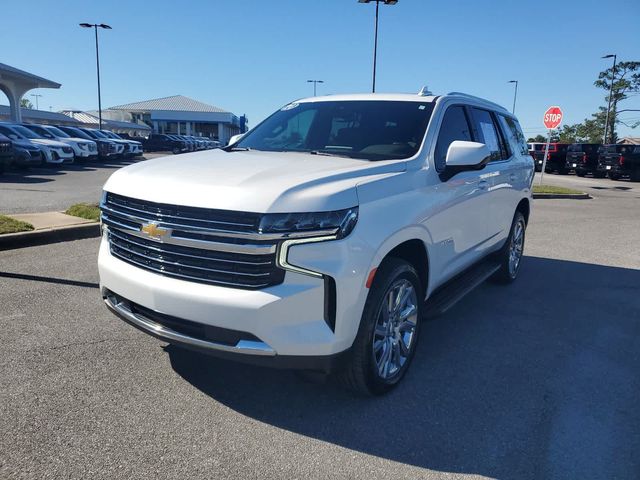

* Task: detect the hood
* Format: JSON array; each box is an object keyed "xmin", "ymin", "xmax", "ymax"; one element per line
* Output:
[
  {"xmin": 68, "ymin": 137, "xmax": 96, "ymax": 145},
  {"xmin": 104, "ymin": 149, "xmax": 406, "ymax": 212},
  {"xmin": 30, "ymin": 139, "xmax": 69, "ymax": 148},
  {"xmin": 13, "ymin": 139, "xmax": 42, "ymax": 150}
]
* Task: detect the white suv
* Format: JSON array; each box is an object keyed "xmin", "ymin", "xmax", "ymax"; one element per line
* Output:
[{"xmin": 99, "ymin": 91, "xmax": 534, "ymax": 394}]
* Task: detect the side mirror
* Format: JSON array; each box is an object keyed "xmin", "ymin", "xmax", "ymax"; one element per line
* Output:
[
  {"xmin": 228, "ymin": 133, "xmax": 245, "ymax": 146},
  {"xmin": 442, "ymin": 140, "xmax": 491, "ymax": 180}
]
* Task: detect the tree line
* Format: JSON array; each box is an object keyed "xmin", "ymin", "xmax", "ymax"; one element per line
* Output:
[{"xmin": 528, "ymin": 61, "xmax": 639, "ymax": 144}]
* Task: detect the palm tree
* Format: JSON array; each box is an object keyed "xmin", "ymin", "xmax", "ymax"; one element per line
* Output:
[{"xmin": 20, "ymin": 98, "xmax": 34, "ymax": 109}]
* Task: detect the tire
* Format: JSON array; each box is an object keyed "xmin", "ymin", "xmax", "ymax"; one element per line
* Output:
[
  {"xmin": 630, "ymin": 170, "xmax": 640, "ymax": 183},
  {"xmin": 593, "ymin": 171, "xmax": 606, "ymax": 179},
  {"xmin": 609, "ymin": 173, "xmax": 621, "ymax": 181},
  {"xmin": 491, "ymin": 211, "xmax": 526, "ymax": 284},
  {"xmin": 339, "ymin": 258, "xmax": 423, "ymax": 395},
  {"xmin": 576, "ymin": 169, "xmax": 586, "ymax": 177},
  {"xmin": 172, "ymin": 147, "xmax": 181, "ymax": 155}
]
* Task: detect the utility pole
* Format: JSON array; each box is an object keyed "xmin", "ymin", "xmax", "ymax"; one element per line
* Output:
[{"xmin": 602, "ymin": 54, "xmax": 617, "ymax": 144}]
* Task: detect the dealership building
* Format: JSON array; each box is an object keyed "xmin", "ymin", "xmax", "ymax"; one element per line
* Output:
[{"xmin": 106, "ymin": 95, "xmax": 247, "ymax": 143}]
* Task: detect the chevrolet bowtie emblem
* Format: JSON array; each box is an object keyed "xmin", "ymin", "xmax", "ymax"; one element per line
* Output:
[{"xmin": 141, "ymin": 222, "xmax": 169, "ymax": 238}]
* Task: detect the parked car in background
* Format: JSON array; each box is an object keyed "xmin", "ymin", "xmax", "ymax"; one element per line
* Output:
[
  {"xmin": 141, "ymin": 134, "xmax": 187, "ymax": 154},
  {"xmin": 22, "ymin": 124, "xmax": 98, "ymax": 162},
  {"xmin": 0, "ymin": 133, "xmax": 12, "ymax": 174},
  {"xmin": 56, "ymin": 126, "xmax": 120, "ymax": 161},
  {"xmin": 99, "ymin": 91, "xmax": 534, "ymax": 395},
  {"xmin": 100, "ymin": 130, "xmax": 144, "ymax": 157},
  {"xmin": 533, "ymin": 142, "xmax": 570, "ymax": 174},
  {"xmin": 172, "ymin": 135, "xmax": 195, "ymax": 152},
  {"xmin": 597, "ymin": 144, "xmax": 640, "ymax": 181},
  {"xmin": 0, "ymin": 123, "xmax": 72, "ymax": 165},
  {"xmin": 566, "ymin": 143, "xmax": 604, "ymax": 177},
  {"xmin": 11, "ymin": 144, "xmax": 45, "ymax": 169},
  {"xmin": 527, "ymin": 143, "xmax": 545, "ymax": 171},
  {"xmin": 78, "ymin": 128, "xmax": 127, "ymax": 158}
]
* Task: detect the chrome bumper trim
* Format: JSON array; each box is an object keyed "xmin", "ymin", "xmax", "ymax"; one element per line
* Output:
[{"xmin": 104, "ymin": 293, "xmax": 276, "ymax": 356}]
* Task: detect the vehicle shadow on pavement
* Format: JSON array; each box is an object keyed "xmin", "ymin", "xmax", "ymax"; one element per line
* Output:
[{"xmin": 167, "ymin": 256, "xmax": 640, "ymax": 479}]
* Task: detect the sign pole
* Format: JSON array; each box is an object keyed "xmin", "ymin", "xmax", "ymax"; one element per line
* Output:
[
  {"xmin": 540, "ymin": 106, "xmax": 563, "ymax": 185},
  {"xmin": 539, "ymin": 130, "xmax": 551, "ymax": 185}
]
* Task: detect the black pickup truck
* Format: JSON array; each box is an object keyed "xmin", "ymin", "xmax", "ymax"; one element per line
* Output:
[
  {"xmin": 534, "ymin": 143, "xmax": 570, "ymax": 174},
  {"xmin": 597, "ymin": 144, "xmax": 640, "ymax": 181},
  {"xmin": 566, "ymin": 143, "xmax": 604, "ymax": 177},
  {"xmin": 141, "ymin": 134, "xmax": 187, "ymax": 154}
]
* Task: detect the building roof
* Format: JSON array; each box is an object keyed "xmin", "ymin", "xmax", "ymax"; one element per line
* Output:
[
  {"xmin": 619, "ymin": 137, "xmax": 640, "ymax": 145},
  {"xmin": 60, "ymin": 110, "xmax": 151, "ymax": 131},
  {"xmin": 109, "ymin": 95, "xmax": 229, "ymax": 113},
  {"xmin": 0, "ymin": 63, "xmax": 61, "ymax": 89},
  {"xmin": 0, "ymin": 105, "xmax": 78, "ymax": 124}
]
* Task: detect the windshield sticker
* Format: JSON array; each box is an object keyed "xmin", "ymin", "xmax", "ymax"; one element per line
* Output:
[{"xmin": 281, "ymin": 103, "xmax": 299, "ymax": 111}]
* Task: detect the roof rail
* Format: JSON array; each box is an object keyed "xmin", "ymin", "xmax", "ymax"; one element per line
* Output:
[{"xmin": 446, "ymin": 92, "xmax": 508, "ymax": 112}]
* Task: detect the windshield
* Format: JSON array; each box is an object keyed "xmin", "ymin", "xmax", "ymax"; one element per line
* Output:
[
  {"xmin": 62, "ymin": 127, "xmax": 93, "ymax": 140},
  {"xmin": 26, "ymin": 125, "xmax": 55, "ymax": 139},
  {"xmin": 46, "ymin": 126, "xmax": 70, "ymax": 138},
  {"xmin": 235, "ymin": 100, "xmax": 435, "ymax": 160},
  {"xmin": 12, "ymin": 125, "xmax": 40, "ymax": 139},
  {"xmin": 89, "ymin": 129, "xmax": 109, "ymax": 139}
]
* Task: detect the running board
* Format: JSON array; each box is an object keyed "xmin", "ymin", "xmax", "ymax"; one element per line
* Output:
[{"xmin": 424, "ymin": 259, "xmax": 501, "ymax": 318}]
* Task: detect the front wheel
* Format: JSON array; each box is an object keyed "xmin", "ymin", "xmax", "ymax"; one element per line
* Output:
[
  {"xmin": 491, "ymin": 211, "xmax": 526, "ymax": 284},
  {"xmin": 339, "ymin": 258, "xmax": 422, "ymax": 395}
]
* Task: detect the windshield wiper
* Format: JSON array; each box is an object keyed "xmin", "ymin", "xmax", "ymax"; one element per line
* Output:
[{"xmin": 309, "ymin": 150, "xmax": 354, "ymax": 158}]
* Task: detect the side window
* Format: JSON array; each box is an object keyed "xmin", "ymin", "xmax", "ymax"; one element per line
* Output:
[
  {"xmin": 471, "ymin": 108, "xmax": 509, "ymax": 162},
  {"xmin": 500, "ymin": 115, "xmax": 528, "ymax": 156},
  {"xmin": 434, "ymin": 106, "xmax": 472, "ymax": 172}
]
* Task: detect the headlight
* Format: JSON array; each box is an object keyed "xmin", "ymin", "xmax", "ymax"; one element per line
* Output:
[
  {"xmin": 79, "ymin": 143, "xmax": 88, "ymax": 150},
  {"xmin": 259, "ymin": 207, "xmax": 358, "ymax": 239},
  {"xmin": 270, "ymin": 208, "xmax": 359, "ymax": 278}
]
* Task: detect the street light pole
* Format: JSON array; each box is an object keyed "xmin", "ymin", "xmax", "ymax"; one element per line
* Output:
[
  {"xmin": 358, "ymin": 0, "xmax": 397, "ymax": 93},
  {"xmin": 30, "ymin": 93, "xmax": 42, "ymax": 110},
  {"xmin": 80, "ymin": 23, "xmax": 112, "ymax": 130},
  {"xmin": 508, "ymin": 80, "xmax": 518, "ymax": 114},
  {"xmin": 306, "ymin": 79, "xmax": 324, "ymax": 96},
  {"xmin": 602, "ymin": 54, "xmax": 617, "ymax": 144}
]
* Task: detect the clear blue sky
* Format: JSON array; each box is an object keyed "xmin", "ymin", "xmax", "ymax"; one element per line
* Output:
[{"xmin": 2, "ymin": 0, "xmax": 639, "ymax": 138}]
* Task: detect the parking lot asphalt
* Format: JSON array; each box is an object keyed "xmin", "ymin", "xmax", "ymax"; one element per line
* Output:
[
  {"xmin": 1, "ymin": 178, "xmax": 639, "ymax": 479},
  {"xmin": 0, "ymin": 153, "xmax": 167, "ymax": 215}
]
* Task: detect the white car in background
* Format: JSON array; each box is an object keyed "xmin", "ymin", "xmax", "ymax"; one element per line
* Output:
[
  {"xmin": 0, "ymin": 123, "xmax": 74, "ymax": 165},
  {"xmin": 22, "ymin": 124, "xmax": 98, "ymax": 161},
  {"xmin": 100, "ymin": 130, "xmax": 143, "ymax": 157},
  {"xmin": 99, "ymin": 90, "xmax": 534, "ymax": 395}
]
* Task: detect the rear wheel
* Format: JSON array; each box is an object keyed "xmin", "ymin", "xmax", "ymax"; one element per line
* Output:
[
  {"xmin": 630, "ymin": 169, "xmax": 640, "ymax": 182},
  {"xmin": 339, "ymin": 258, "xmax": 422, "ymax": 395},
  {"xmin": 593, "ymin": 171, "xmax": 606, "ymax": 179},
  {"xmin": 609, "ymin": 172, "xmax": 621, "ymax": 181},
  {"xmin": 491, "ymin": 211, "xmax": 526, "ymax": 284}
]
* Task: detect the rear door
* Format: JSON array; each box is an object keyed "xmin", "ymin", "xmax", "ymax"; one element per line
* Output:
[{"xmin": 469, "ymin": 108, "xmax": 520, "ymax": 245}]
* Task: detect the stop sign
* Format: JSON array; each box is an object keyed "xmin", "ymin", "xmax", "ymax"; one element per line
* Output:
[{"xmin": 543, "ymin": 106, "xmax": 563, "ymax": 129}]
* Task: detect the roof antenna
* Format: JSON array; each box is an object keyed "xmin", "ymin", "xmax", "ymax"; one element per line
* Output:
[{"xmin": 418, "ymin": 86, "xmax": 432, "ymax": 96}]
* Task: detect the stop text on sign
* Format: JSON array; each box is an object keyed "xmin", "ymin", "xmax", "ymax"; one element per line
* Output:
[{"xmin": 543, "ymin": 106, "xmax": 563, "ymax": 129}]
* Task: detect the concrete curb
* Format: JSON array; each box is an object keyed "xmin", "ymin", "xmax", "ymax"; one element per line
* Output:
[
  {"xmin": 0, "ymin": 222, "xmax": 100, "ymax": 251},
  {"xmin": 533, "ymin": 193, "xmax": 591, "ymax": 200}
]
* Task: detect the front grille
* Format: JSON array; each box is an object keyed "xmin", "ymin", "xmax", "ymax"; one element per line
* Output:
[
  {"xmin": 0, "ymin": 142, "xmax": 11, "ymax": 153},
  {"xmin": 89, "ymin": 143, "xmax": 97, "ymax": 152},
  {"xmin": 102, "ymin": 193, "xmax": 284, "ymax": 290}
]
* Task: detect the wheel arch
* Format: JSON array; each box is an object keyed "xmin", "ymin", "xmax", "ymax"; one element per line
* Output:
[{"xmin": 516, "ymin": 197, "xmax": 530, "ymax": 225}]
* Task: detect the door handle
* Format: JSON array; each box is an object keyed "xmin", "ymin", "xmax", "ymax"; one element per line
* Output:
[
  {"xmin": 478, "ymin": 180, "xmax": 489, "ymax": 190},
  {"xmin": 509, "ymin": 173, "xmax": 516, "ymax": 182}
]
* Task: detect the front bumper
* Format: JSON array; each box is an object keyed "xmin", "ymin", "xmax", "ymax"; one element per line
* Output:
[{"xmin": 98, "ymin": 231, "xmax": 368, "ymax": 361}]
